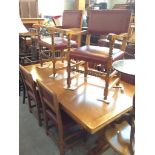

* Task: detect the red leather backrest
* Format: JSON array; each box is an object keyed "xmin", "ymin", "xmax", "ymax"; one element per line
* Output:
[
  {"xmin": 87, "ymin": 10, "xmax": 131, "ymax": 35},
  {"xmin": 62, "ymin": 10, "xmax": 83, "ymax": 28}
]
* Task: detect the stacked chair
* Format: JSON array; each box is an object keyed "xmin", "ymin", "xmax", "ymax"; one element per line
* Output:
[
  {"xmin": 33, "ymin": 10, "xmax": 83, "ymax": 77},
  {"xmin": 66, "ymin": 9, "xmax": 131, "ymax": 103}
]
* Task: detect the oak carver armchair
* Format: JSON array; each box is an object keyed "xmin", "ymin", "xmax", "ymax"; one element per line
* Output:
[
  {"xmin": 33, "ymin": 10, "xmax": 83, "ymax": 77},
  {"xmin": 66, "ymin": 10, "xmax": 131, "ymax": 103}
]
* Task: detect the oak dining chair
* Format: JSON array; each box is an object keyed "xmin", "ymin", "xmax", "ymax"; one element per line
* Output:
[
  {"xmin": 36, "ymin": 79, "xmax": 84, "ymax": 155},
  {"xmin": 19, "ymin": 64, "xmax": 42, "ymax": 126}
]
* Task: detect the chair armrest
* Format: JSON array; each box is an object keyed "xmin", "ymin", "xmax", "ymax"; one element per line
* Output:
[
  {"xmin": 108, "ymin": 33, "xmax": 128, "ymax": 40},
  {"xmin": 19, "ymin": 31, "xmax": 38, "ymax": 37},
  {"xmin": 46, "ymin": 26, "xmax": 86, "ymax": 36},
  {"xmin": 68, "ymin": 29, "xmax": 87, "ymax": 36},
  {"xmin": 32, "ymin": 23, "xmax": 45, "ymax": 29},
  {"xmin": 116, "ymin": 33, "xmax": 128, "ymax": 39},
  {"xmin": 46, "ymin": 26, "xmax": 70, "ymax": 34},
  {"xmin": 107, "ymin": 33, "xmax": 128, "ymax": 51}
]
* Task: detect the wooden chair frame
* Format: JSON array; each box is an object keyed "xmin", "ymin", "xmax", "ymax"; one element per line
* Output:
[
  {"xmin": 36, "ymin": 80, "xmax": 84, "ymax": 155},
  {"xmin": 19, "ymin": 64, "xmax": 42, "ymax": 126},
  {"xmin": 33, "ymin": 10, "xmax": 83, "ymax": 78}
]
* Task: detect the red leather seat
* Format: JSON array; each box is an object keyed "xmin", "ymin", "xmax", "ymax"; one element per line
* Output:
[
  {"xmin": 39, "ymin": 36, "xmax": 78, "ymax": 50},
  {"xmin": 70, "ymin": 45, "xmax": 124, "ymax": 64}
]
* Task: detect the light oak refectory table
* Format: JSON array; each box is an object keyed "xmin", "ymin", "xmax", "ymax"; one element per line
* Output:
[{"xmin": 23, "ymin": 61, "xmax": 135, "ymax": 154}]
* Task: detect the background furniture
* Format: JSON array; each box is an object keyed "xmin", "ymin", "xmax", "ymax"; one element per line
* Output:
[
  {"xmin": 21, "ymin": 18, "xmax": 44, "ymax": 29},
  {"xmin": 104, "ymin": 95, "xmax": 135, "ymax": 155},
  {"xmin": 112, "ymin": 59, "xmax": 135, "ymax": 85},
  {"xmin": 19, "ymin": 0, "xmax": 39, "ymax": 18},
  {"xmin": 19, "ymin": 29, "xmax": 39, "ymax": 64}
]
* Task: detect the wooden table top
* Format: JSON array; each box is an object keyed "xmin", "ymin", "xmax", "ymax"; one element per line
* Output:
[
  {"xmin": 21, "ymin": 18, "xmax": 44, "ymax": 24},
  {"xmin": 112, "ymin": 59, "xmax": 135, "ymax": 76},
  {"xmin": 24, "ymin": 61, "xmax": 135, "ymax": 134}
]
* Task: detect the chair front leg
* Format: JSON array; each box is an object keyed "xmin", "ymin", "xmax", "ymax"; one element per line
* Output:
[
  {"xmin": 27, "ymin": 96, "xmax": 32, "ymax": 113},
  {"xmin": 104, "ymin": 67, "xmax": 110, "ymax": 100},
  {"xmin": 67, "ymin": 56, "xmax": 71, "ymax": 88},
  {"xmin": 52, "ymin": 59, "xmax": 56, "ymax": 78},
  {"xmin": 103, "ymin": 35, "xmax": 115, "ymax": 101},
  {"xmin": 59, "ymin": 142, "xmax": 65, "ymax": 155},
  {"xmin": 84, "ymin": 62, "xmax": 88, "ymax": 78},
  {"xmin": 60, "ymin": 50, "xmax": 64, "ymax": 63},
  {"xmin": 23, "ymin": 85, "xmax": 26, "ymax": 104},
  {"xmin": 36, "ymin": 101, "xmax": 42, "ymax": 126}
]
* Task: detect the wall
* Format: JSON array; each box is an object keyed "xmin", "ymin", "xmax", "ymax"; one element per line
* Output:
[
  {"xmin": 38, "ymin": 0, "xmax": 64, "ymax": 16},
  {"xmin": 108, "ymin": 0, "xmax": 126, "ymax": 9},
  {"xmin": 64, "ymin": 0, "xmax": 75, "ymax": 10}
]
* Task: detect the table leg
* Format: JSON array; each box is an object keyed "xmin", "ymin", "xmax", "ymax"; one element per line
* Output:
[{"xmin": 87, "ymin": 130, "xmax": 109, "ymax": 155}]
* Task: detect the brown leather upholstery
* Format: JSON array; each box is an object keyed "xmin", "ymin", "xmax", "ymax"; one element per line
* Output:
[
  {"xmin": 19, "ymin": 64, "xmax": 42, "ymax": 126},
  {"xmin": 37, "ymin": 80, "xmax": 84, "ymax": 155},
  {"xmin": 70, "ymin": 45, "xmax": 124, "ymax": 64},
  {"xmin": 87, "ymin": 10, "xmax": 131, "ymax": 35}
]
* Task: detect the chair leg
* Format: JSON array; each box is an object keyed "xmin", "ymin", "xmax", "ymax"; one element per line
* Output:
[
  {"xmin": 23, "ymin": 85, "xmax": 26, "ymax": 104},
  {"xmin": 61, "ymin": 50, "xmax": 64, "ymax": 63},
  {"xmin": 67, "ymin": 57, "xmax": 71, "ymax": 88},
  {"xmin": 19, "ymin": 82, "xmax": 21, "ymax": 96},
  {"xmin": 52, "ymin": 59, "xmax": 56, "ymax": 78},
  {"xmin": 27, "ymin": 96, "xmax": 32, "ymax": 113},
  {"xmin": 59, "ymin": 142, "xmax": 65, "ymax": 155},
  {"xmin": 36, "ymin": 104, "xmax": 42, "ymax": 126},
  {"xmin": 104, "ymin": 69, "xmax": 110, "ymax": 100},
  {"xmin": 44, "ymin": 114, "xmax": 49, "ymax": 135},
  {"xmin": 84, "ymin": 62, "xmax": 88, "ymax": 78}
]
